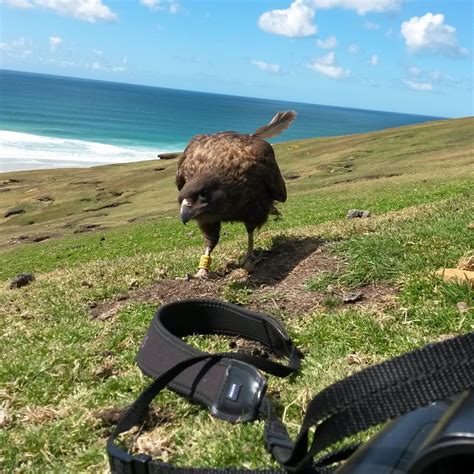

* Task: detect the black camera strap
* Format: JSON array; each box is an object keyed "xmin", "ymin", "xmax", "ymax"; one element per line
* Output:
[{"xmin": 107, "ymin": 300, "xmax": 474, "ymax": 474}]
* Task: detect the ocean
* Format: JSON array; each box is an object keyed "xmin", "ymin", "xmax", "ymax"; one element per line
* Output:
[{"xmin": 0, "ymin": 69, "xmax": 441, "ymax": 172}]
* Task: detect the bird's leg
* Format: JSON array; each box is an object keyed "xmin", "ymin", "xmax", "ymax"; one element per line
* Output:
[
  {"xmin": 243, "ymin": 228, "xmax": 262, "ymax": 272},
  {"xmin": 246, "ymin": 230, "xmax": 255, "ymax": 262},
  {"xmin": 194, "ymin": 221, "xmax": 221, "ymax": 279},
  {"xmin": 195, "ymin": 247, "xmax": 212, "ymax": 279}
]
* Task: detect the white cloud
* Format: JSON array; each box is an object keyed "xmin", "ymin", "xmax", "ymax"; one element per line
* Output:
[
  {"xmin": 0, "ymin": 37, "xmax": 32, "ymax": 58},
  {"xmin": 140, "ymin": 0, "xmax": 180, "ymax": 14},
  {"xmin": 5, "ymin": 0, "xmax": 117, "ymax": 22},
  {"xmin": 308, "ymin": 51, "xmax": 350, "ymax": 79},
  {"xmin": 312, "ymin": 0, "xmax": 400, "ymax": 15},
  {"xmin": 258, "ymin": 1, "xmax": 317, "ymax": 37},
  {"xmin": 259, "ymin": 0, "xmax": 401, "ymax": 37},
  {"xmin": 364, "ymin": 20, "xmax": 380, "ymax": 30},
  {"xmin": 402, "ymin": 79, "xmax": 433, "ymax": 91},
  {"xmin": 401, "ymin": 13, "xmax": 468, "ymax": 56},
  {"xmin": 49, "ymin": 36, "xmax": 62, "ymax": 52},
  {"xmin": 368, "ymin": 54, "xmax": 379, "ymax": 65},
  {"xmin": 251, "ymin": 60, "xmax": 281, "ymax": 74},
  {"xmin": 348, "ymin": 43, "xmax": 360, "ymax": 54},
  {"xmin": 315, "ymin": 35, "xmax": 338, "ymax": 49}
]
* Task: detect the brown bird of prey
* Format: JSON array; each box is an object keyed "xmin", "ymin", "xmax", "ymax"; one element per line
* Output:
[{"xmin": 175, "ymin": 110, "xmax": 296, "ymax": 278}]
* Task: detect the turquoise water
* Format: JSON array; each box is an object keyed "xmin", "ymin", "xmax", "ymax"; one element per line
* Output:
[{"xmin": 0, "ymin": 69, "xmax": 440, "ymax": 172}]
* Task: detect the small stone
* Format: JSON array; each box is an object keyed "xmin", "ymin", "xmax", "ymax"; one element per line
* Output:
[
  {"xmin": 347, "ymin": 209, "xmax": 371, "ymax": 219},
  {"xmin": 457, "ymin": 302, "xmax": 469, "ymax": 314},
  {"xmin": 10, "ymin": 273, "xmax": 35, "ymax": 289},
  {"xmin": 342, "ymin": 291, "xmax": 363, "ymax": 303}
]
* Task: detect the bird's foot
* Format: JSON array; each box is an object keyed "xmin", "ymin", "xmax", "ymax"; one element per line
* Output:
[
  {"xmin": 184, "ymin": 268, "xmax": 210, "ymax": 280},
  {"xmin": 242, "ymin": 252, "xmax": 264, "ymax": 273},
  {"xmin": 195, "ymin": 267, "xmax": 210, "ymax": 279}
]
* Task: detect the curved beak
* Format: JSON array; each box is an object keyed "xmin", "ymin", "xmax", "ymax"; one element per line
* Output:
[{"xmin": 180, "ymin": 199, "xmax": 195, "ymax": 224}]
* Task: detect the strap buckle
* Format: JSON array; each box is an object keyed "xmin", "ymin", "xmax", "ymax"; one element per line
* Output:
[{"xmin": 108, "ymin": 442, "xmax": 152, "ymax": 474}]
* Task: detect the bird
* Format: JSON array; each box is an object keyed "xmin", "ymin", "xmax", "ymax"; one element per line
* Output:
[{"xmin": 174, "ymin": 110, "xmax": 296, "ymax": 278}]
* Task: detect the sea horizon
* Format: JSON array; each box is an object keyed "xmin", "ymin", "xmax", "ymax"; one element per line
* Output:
[{"xmin": 0, "ymin": 69, "xmax": 444, "ymax": 173}]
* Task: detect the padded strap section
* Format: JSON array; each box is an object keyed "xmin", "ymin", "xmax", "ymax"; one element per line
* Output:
[{"xmin": 136, "ymin": 299, "xmax": 302, "ymax": 422}]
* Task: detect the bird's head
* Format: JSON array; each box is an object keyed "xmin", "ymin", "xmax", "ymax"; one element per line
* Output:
[{"xmin": 178, "ymin": 177, "xmax": 225, "ymax": 224}]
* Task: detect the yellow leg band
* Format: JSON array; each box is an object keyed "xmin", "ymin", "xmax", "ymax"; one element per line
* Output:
[{"xmin": 199, "ymin": 255, "xmax": 212, "ymax": 271}]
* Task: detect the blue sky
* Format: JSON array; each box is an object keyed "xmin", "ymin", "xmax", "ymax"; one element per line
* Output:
[{"xmin": 1, "ymin": 0, "xmax": 472, "ymax": 117}]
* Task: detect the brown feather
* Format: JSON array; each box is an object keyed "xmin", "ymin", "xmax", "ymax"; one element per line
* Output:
[{"xmin": 252, "ymin": 110, "xmax": 296, "ymax": 140}]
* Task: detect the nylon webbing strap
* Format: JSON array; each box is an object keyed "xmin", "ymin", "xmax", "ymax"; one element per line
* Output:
[
  {"xmin": 274, "ymin": 331, "xmax": 474, "ymax": 471},
  {"xmin": 107, "ymin": 299, "xmax": 474, "ymax": 474}
]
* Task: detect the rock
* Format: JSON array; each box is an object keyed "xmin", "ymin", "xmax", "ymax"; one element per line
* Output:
[
  {"xmin": 10, "ymin": 273, "xmax": 35, "ymax": 289},
  {"xmin": 347, "ymin": 209, "xmax": 371, "ymax": 219},
  {"xmin": 157, "ymin": 152, "xmax": 183, "ymax": 160},
  {"xmin": 342, "ymin": 291, "xmax": 364, "ymax": 303},
  {"xmin": 4, "ymin": 206, "xmax": 25, "ymax": 218}
]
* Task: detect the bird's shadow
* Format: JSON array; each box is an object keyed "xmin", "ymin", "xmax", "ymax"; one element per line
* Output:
[{"xmin": 247, "ymin": 236, "xmax": 325, "ymax": 286}]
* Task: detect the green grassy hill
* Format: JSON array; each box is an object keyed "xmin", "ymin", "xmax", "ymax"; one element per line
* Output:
[{"xmin": 1, "ymin": 117, "xmax": 473, "ymax": 471}]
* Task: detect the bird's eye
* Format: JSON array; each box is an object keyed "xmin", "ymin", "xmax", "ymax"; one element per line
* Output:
[{"xmin": 199, "ymin": 190, "xmax": 210, "ymax": 201}]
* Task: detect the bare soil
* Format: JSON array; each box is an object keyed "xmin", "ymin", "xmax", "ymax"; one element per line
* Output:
[{"xmin": 90, "ymin": 237, "xmax": 397, "ymax": 320}]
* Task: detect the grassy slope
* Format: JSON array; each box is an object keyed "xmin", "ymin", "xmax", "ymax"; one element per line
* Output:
[{"xmin": 0, "ymin": 117, "xmax": 473, "ymax": 471}]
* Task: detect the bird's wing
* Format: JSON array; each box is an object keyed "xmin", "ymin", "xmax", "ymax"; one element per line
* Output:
[
  {"xmin": 175, "ymin": 134, "xmax": 209, "ymax": 190},
  {"xmin": 175, "ymin": 152, "xmax": 188, "ymax": 190},
  {"xmin": 262, "ymin": 148, "xmax": 287, "ymax": 203}
]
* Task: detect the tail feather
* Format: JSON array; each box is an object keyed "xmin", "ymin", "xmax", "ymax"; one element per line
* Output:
[{"xmin": 252, "ymin": 110, "xmax": 296, "ymax": 140}]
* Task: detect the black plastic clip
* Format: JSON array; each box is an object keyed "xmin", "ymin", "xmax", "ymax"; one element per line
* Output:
[
  {"xmin": 108, "ymin": 442, "xmax": 152, "ymax": 474},
  {"xmin": 211, "ymin": 360, "xmax": 267, "ymax": 423}
]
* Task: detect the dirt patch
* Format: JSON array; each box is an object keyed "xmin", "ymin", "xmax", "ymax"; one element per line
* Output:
[
  {"xmin": 89, "ymin": 238, "xmax": 398, "ymax": 321},
  {"xmin": 8, "ymin": 234, "xmax": 52, "ymax": 245},
  {"xmin": 74, "ymin": 223, "xmax": 102, "ymax": 234},
  {"xmin": 83, "ymin": 201, "xmax": 131, "ymax": 212},
  {"xmin": 4, "ymin": 207, "xmax": 25, "ymax": 218},
  {"xmin": 70, "ymin": 180, "xmax": 103, "ymax": 185},
  {"xmin": 249, "ymin": 243, "xmax": 347, "ymax": 315},
  {"xmin": 90, "ymin": 278, "xmax": 224, "ymax": 320}
]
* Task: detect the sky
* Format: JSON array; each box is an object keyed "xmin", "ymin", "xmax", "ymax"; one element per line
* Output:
[{"xmin": 1, "ymin": 0, "xmax": 473, "ymax": 118}]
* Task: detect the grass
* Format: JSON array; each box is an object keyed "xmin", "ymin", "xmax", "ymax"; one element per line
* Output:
[{"xmin": 0, "ymin": 117, "xmax": 473, "ymax": 471}]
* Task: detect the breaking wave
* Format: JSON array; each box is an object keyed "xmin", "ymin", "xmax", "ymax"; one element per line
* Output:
[{"xmin": 0, "ymin": 130, "xmax": 179, "ymax": 172}]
